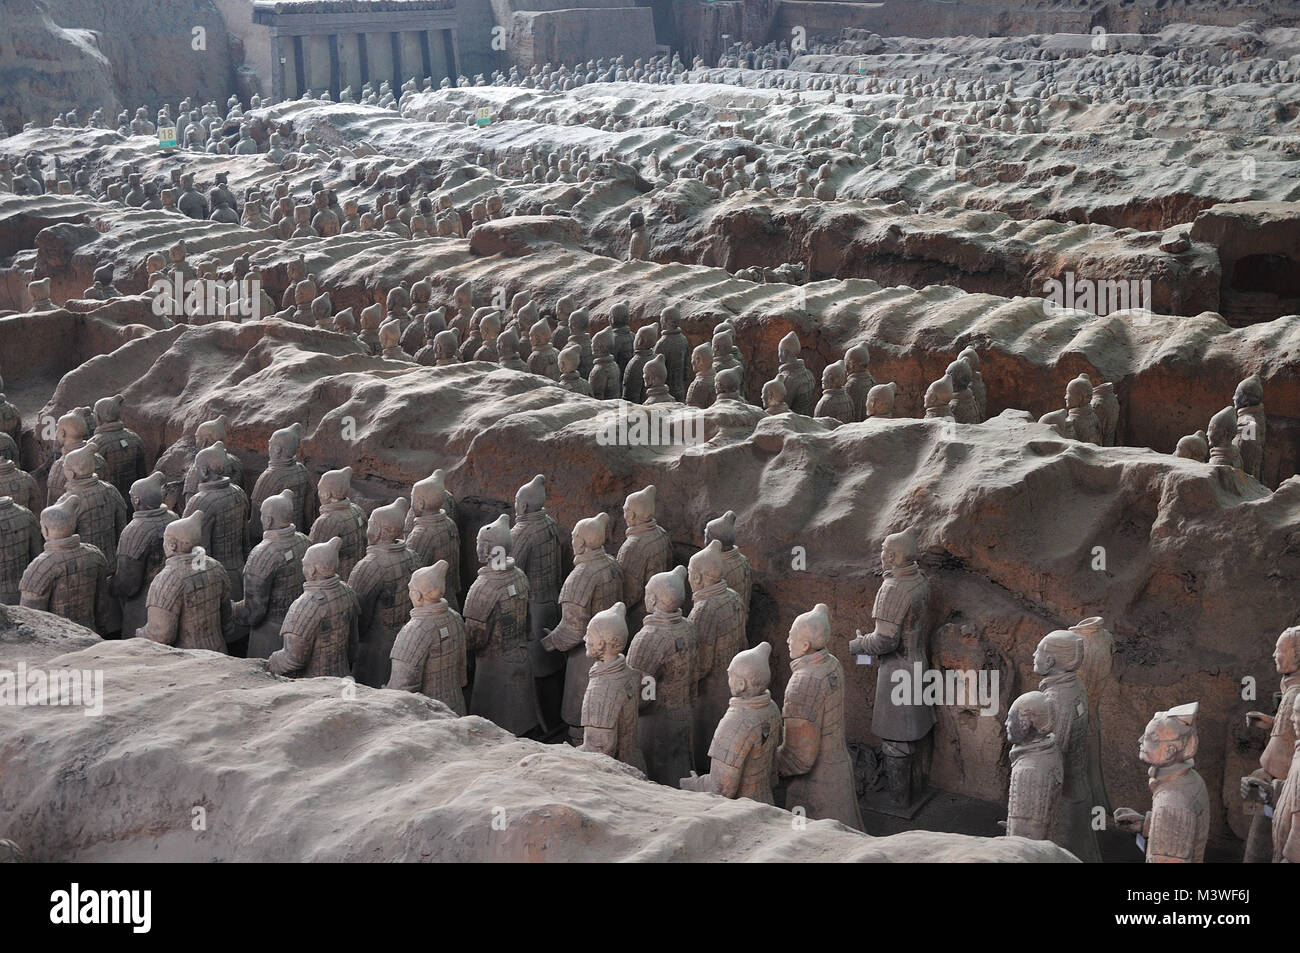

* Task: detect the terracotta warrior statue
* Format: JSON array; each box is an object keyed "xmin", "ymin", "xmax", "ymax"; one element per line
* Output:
[
  {"xmin": 46, "ymin": 409, "xmax": 98, "ymax": 507},
  {"xmin": 181, "ymin": 415, "xmax": 245, "ymax": 504},
  {"xmin": 309, "ymin": 467, "xmax": 367, "ymax": 582},
  {"xmin": 511, "ymin": 474, "xmax": 566, "ymax": 730},
  {"xmin": 686, "ymin": 342, "xmax": 715, "ymax": 409},
  {"xmin": 622, "ymin": 324, "xmax": 657, "ymax": 403},
  {"xmin": 1240, "ymin": 626, "xmax": 1300, "ymax": 863},
  {"xmin": 958, "ymin": 345, "xmax": 986, "ymax": 419},
  {"xmin": 1071, "ymin": 616, "xmax": 1114, "ymax": 816},
  {"xmin": 1174, "ymin": 429, "xmax": 1209, "ymax": 462},
  {"xmin": 268, "ymin": 536, "xmax": 360, "ymax": 679},
  {"xmin": 558, "ymin": 343, "xmax": 591, "ymax": 396},
  {"xmin": 183, "ymin": 442, "xmax": 249, "ymax": 600},
  {"xmin": 111, "ymin": 472, "xmax": 178, "ymax": 635},
  {"xmin": 654, "ymin": 306, "xmax": 689, "ymax": 401},
  {"xmin": 348, "ymin": 498, "xmax": 420, "ymax": 688},
  {"xmin": 946, "ymin": 358, "xmax": 980, "ymax": 424},
  {"xmin": 0, "ymin": 435, "xmax": 38, "ymax": 512},
  {"xmin": 617, "ymin": 485, "xmax": 672, "ymax": 633},
  {"xmin": 527, "ymin": 317, "xmax": 560, "ymax": 381},
  {"xmin": 865, "ymin": 382, "xmax": 896, "ymax": 419},
  {"xmin": 1065, "ymin": 374, "xmax": 1102, "ymax": 444},
  {"xmin": 704, "ymin": 510, "xmax": 752, "ymax": 636},
  {"xmin": 844, "ymin": 344, "xmax": 875, "ymax": 422},
  {"xmin": 386, "ymin": 559, "xmax": 466, "ymax": 713},
  {"xmin": 236, "ymin": 489, "xmax": 310, "ymax": 658},
  {"xmin": 249, "ymin": 423, "xmax": 318, "ymax": 546},
  {"xmin": 681, "ymin": 641, "xmax": 782, "ymax": 802},
  {"xmin": 1233, "ymin": 373, "xmax": 1265, "ymax": 481},
  {"xmin": 542, "ymin": 512, "xmax": 623, "ymax": 742},
  {"xmin": 0, "ymin": 374, "xmax": 21, "ymax": 450},
  {"xmin": 406, "ymin": 470, "xmax": 460, "ymax": 609},
  {"xmin": 776, "ymin": 331, "xmax": 816, "ymax": 416},
  {"xmin": 1114, "ymin": 703, "xmax": 1209, "ymax": 863},
  {"xmin": 58, "ymin": 443, "xmax": 129, "ymax": 565},
  {"xmin": 580, "ymin": 602, "xmax": 646, "ymax": 771},
  {"xmin": 1003, "ymin": 690, "xmax": 1063, "ymax": 842},
  {"xmin": 135, "ymin": 510, "xmax": 234, "ymax": 651},
  {"xmin": 1091, "ymin": 381, "xmax": 1119, "ymax": 446},
  {"xmin": 848, "ymin": 529, "xmax": 935, "ymax": 809},
  {"xmin": 88, "ymin": 393, "xmax": 146, "ymax": 500},
  {"xmin": 465, "ymin": 514, "xmax": 538, "ymax": 735},
  {"xmin": 814, "ymin": 360, "xmax": 854, "ymax": 424},
  {"xmin": 688, "ymin": 539, "xmax": 747, "ymax": 773},
  {"xmin": 20, "ymin": 496, "xmax": 116, "ymax": 634},
  {"xmin": 0, "ymin": 495, "xmax": 41, "ymax": 605},
  {"xmin": 588, "ymin": 327, "xmax": 621, "ymax": 399},
  {"xmin": 778, "ymin": 603, "xmax": 864, "ymax": 829},
  {"xmin": 923, "ymin": 375, "xmax": 954, "ymax": 418},
  {"xmin": 627, "ymin": 566, "xmax": 697, "ymax": 786},
  {"xmin": 1207, "ymin": 405, "xmax": 1243, "ymax": 469},
  {"xmin": 609, "ymin": 302, "xmax": 634, "ymax": 376},
  {"xmin": 642, "ymin": 353, "xmax": 673, "ymax": 405},
  {"xmin": 1034, "ymin": 629, "xmax": 1101, "ymax": 862}
]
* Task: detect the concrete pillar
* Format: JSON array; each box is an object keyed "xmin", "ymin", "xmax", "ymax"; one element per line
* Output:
[
  {"xmin": 307, "ymin": 34, "xmax": 332, "ymax": 94},
  {"xmin": 366, "ymin": 32, "xmax": 394, "ymax": 90},
  {"xmin": 399, "ymin": 31, "xmax": 423, "ymax": 85},
  {"xmin": 426, "ymin": 30, "xmax": 447, "ymax": 85},
  {"xmin": 270, "ymin": 33, "xmax": 286, "ymax": 102},
  {"xmin": 339, "ymin": 32, "xmax": 362, "ymax": 93}
]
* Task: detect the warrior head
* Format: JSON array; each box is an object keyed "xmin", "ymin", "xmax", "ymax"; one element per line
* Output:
[
  {"xmin": 1005, "ymin": 690, "xmax": 1054, "ymax": 746},
  {"xmin": 572, "ymin": 512, "xmax": 610, "ymax": 556},
  {"xmin": 261, "ymin": 489, "xmax": 296, "ymax": 531},
  {"xmin": 866, "ymin": 382, "xmax": 896, "ymax": 417},
  {"xmin": 728, "ymin": 641, "xmax": 772, "ymax": 697},
  {"xmin": 366, "ymin": 498, "xmax": 408, "ymax": 546},
  {"xmin": 1139, "ymin": 702, "xmax": 1199, "ymax": 768},
  {"xmin": 409, "ymin": 560, "xmax": 449, "ymax": 606},
  {"xmin": 303, "ymin": 537, "xmax": 342, "ymax": 581},
  {"xmin": 163, "ymin": 509, "xmax": 203, "ymax": 556},
  {"xmin": 129, "ymin": 472, "xmax": 167, "ymax": 512},
  {"xmin": 1033, "ymin": 629, "xmax": 1085, "ymax": 677},
  {"xmin": 194, "ymin": 442, "xmax": 229, "ymax": 483},
  {"xmin": 476, "ymin": 513, "xmax": 513, "ymax": 566},
  {"xmin": 787, "ymin": 602, "xmax": 831, "ymax": 660},
  {"xmin": 267, "ymin": 423, "xmax": 304, "ymax": 464},
  {"xmin": 645, "ymin": 565, "xmax": 687, "ymax": 615},
  {"xmin": 623, "ymin": 485, "xmax": 656, "ymax": 527},
  {"xmin": 64, "ymin": 444, "xmax": 97, "ymax": 481},
  {"xmin": 778, "ymin": 330, "xmax": 800, "ymax": 364},
  {"xmin": 318, "ymin": 467, "xmax": 352, "ymax": 504},
  {"xmin": 514, "ymin": 474, "xmax": 546, "ymax": 518},
  {"xmin": 584, "ymin": 601, "xmax": 628, "ymax": 660},
  {"xmin": 41, "ymin": 496, "xmax": 81, "ymax": 541},
  {"xmin": 93, "ymin": 393, "xmax": 125, "ymax": 426}
]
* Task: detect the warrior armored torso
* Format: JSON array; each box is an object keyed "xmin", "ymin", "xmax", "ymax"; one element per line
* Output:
[
  {"xmin": 862, "ymin": 562, "xmax": 935, "ymax": 742},
  {"xmin": 778, "ymin": 648, "xmax": 863, "ymax": 830},
  {"xmin": 1039, "ymin": 669, "xmax": 1099, "ymax": 862},
  {"xmin": 309, "ymin": 499, "xmax": 368, "ymax": 583},
  {"xmin": 239, "ymin": 526, "xmax": 310, "ymax": 658},
  {"xmin": 185, "ymin": 477, "xmax": 250, "ymax": 595},
  {"xmin": 20, "ymin": 536, "xmax": 112, "ymax": 633},
  {"xmin": 348, "ymin": 541, "xmax": 419, "ymax": 688},
  {"xmin": 465, "ymin": 561, "xmax": 536, "ymax": 734},
  {"xmin": 1007, "ymin": 735, "xmax": 1064, "ymax": 841},
  {"xmin": 627, "ymin": 610, "xmax": 696, "ymax": 786},
  {"xmin": 0, "ymin": 498, "xmax": 41, "ymax": 604},
  {"xmin": 268, "ymin": 576, "xmax": 360, "ymax": 678},
  {"xmin": 389, "ymin": 601, "xmax": 467, "ymax": 714},
  {"xmin": 706, "ymin": 692, "xmax": 783, "ymax": 803},
  {"xmin": 138, "ymin": 552, "xmax": 232, "ymax": 652},
  {"xmin": 249, "ymin": 461, "xmax": 317, "ymax": 545},
  {"xmin": 0, "ymin": 459, "xmax": 39, "ymax": 513},
  {"xmin": 61, "ymin": 475, "xmax": 129, "ymax": 564},
  {"xmin": 582, "ymin": 654, "xmax": 645, "ymax": 772},
  {"xmin": 406, "ymin": 511, "xmax": 460, "ymax": 606},
  {"xmin": 88, "ymin": 421, "xmax": 147, "ymax": 500},
  {"xmin": 112, "ymin": 506, "xmax": 178, "ymax": 634},
  {"xmin": 544, "ymin": 549, "xmax": 622, "ymax": 730},
  {"xmin": 689, "ymin": 579, "xmax": 746, "ymax": 772},
  {"xmin": 618, "ymin": 522, "xmax": 672, "ymax": 628},
  {"xmin": 1144, "ymin": 761, "xmax": 1210, "ymax": 864}
]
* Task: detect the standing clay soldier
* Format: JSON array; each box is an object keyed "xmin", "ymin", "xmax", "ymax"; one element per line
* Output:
[
  {"xmin": 465, "ymin": 514, "xmax": 538, "ymax": 735},
  {"xmin": 627, "ymin": 566, "xmax": 697, "ymax": 786},
  {"xmin": 617, "ymin": 485, "xmax": 672, "ymax": 633},
  {"xmin": 958, "ymin": 345, "xmax": 986, "ymax": 419},
  {"xmin": 1004, "ymin": 690, "xmax": 1063, "ymax": 842},
  {"xmin": 111, "ymin": 472, "xmax": 178, "ymax": 635},
  {"xmin": 1240, "ymin": 626, "xmax": 1300, "ymax": 863},
  {"xmin": 686, "ymin": 343, "xmax": 715, "ymax": 408},
  {"xmin": 58, "ymin": 444, "xmax": 129, "ymax": 565},
  {"xmin": 588, "ymin": 328, "xmax": 621, "ymax": 399},
  {"xmin": 778, "ymin": 603, "xmax": 864, "ymax": 830},
  {"xmin": 46, "ymin": 410, "xmax": 94, "ymax": 507},
  {"xmin": 309, "ymin": 467, "xmax": 367, "ymax": 582},
  {"xmin": 814, "ymin": 360, "xmax": 854, "ymax": 423},
  {"xmin": 1091, "ymin": 381, "xmax": 1119, "ymax": 447},
  {"xmin": 184, "ymin": 443, "xmax": 249, "ymax": 599},
  {"xmin": 688, "ymin": 539, "xmax": 748, "ymax": 772},
  {"xmin": 1207, "ymin": 405, "xmax": 1243, "ymax": 469},
  {"xmin": 848, "ymin": 529, "xmax": 935, "ymax": 809},
  {"xmin": 405, "ymin": 471, "xmax": 460, "ymax": 608},
  {"xmin": 609, "ymin": 302, "xmax": 635, "ymax": 376},
  {"xmin": 1114, "ymin": 703, "xmax": 1210, "ymax": 863},
  {"xmin": 542, "ymin": 512, "xmax": 622, "ymax": 742},
  {"xmin": 511, "ymin": 474, "xmax": 566, "ymax": 729},
  {"xmin": 236, "ymin": 489, "xmax": 310, "ymax": 659},
  {"xmin": 680, "ymin": 641, "xmax": 783, "ymax": 802},
  {"xmin": 580, "ymin": 602, "xmax": 646, "ymax": 771},
  {"xmin": 0, "ymin": 496, "xmax": 41, "ymax": 605},
  {"xmin": 655, "ymin": 307, "xmax": 689, "ymax": 401},
  {"xmin": 527, "ymin": 317, "xmax": 560, "ymax": 381},
  {"xmin": 20, "ymin": 496, "xmax": 115, "ymax": 634},
  {"xmin": 182, "ymin": 415, "xmax": 245, "ymax": 502},
  {"xmin": 135, "ymin": 511, "xmax": 234, "ymax": 651},
  {"xmin": 1071, "ymin": 616, "xmax": 1113, "ymax": 815},
  {"xmin": 946, "ymin": 358, "xmax": 981, "ymax": 423},
  {"xmin": 88, "ymin": 394, "xmax": 146, "ymax": 500},
  {"xmin": 623, "ymin": 325, "xmax": 657, "ymax": 403},
  {"xmin": 628, "ymin": 211, "xmax": 649, "ymax": 261},
  {"xmin": 642, "ymin": 354, "xmax": 673, "ymax": 405},
  {"xmin": 268, "ymin": 537, "xmax": 360, "ymax": 679},
  {"xmin": 1065, "ymin": 375, "xmax": 1101, "ymax": 444},
  {"xmin": 924, "ymin": 376, "xmax": 954, "ymax": 418},
  {"xmin": 776, "ymin": 331, "xmax": 816, "ymax": 416},
  {"xmin": 1034, "ymin": 629, "xmax": 1101, "ymax": 862},
  {"xmin": 1233, "ymin": 374, "xmax": 1265, "ymax": 481},
  {"xmin": 249, "ymin": 423, "xmax": 318, "ymax": 546},
  {"xmin": 558, "ymin": 344, "xmax": 591, "ymax": 396},
  {"xmin": 386, "ymin": 559, "xmax": 466, "ymax": 713},
  {"xmin": 704, "ymin": 510, "xmax": 752, "ymax": 637},
  {"xmin": 349, "ymin": 499, "xmax": 419, "ymax": 688},
  {"xmin": 0, "ymin": 374, "xmax": 21, "ymax": 451},
  {"xmin": 0, "ymin": 438, "xmax": 38, "ymax": 512},
  {"xmin": 844, "ymin": 344, "xmax": 875, "ymax": 422}
]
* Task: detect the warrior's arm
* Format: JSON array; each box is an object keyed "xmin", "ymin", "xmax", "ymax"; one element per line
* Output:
[
  {"xmin": 137, "ymin": 601, "xmax": 181, "ymax": 645},
  {"xmin": 268, "ymin": 627, "xmax": 310, "ymax": 676},
  {"xmin": 849, "ymin": 618, "xmax": 900, "ymax": 656},
  {"xmin": 110, "ymin": 554, "xmax": 146, "ymax": 599},
  {"xmin": 465, "ymin": 614, "xmax": 492, "ymax": 653},
  {"xmin": 232, "ymin": 559, "xmax": 272, "ymax": 627},
  {"xmin": 776, "ymin": 717, "xmax": 821, "ymax": 778},
  {"xmin": 542, "ymin": 600, "xmax": 590, "ymax": 652},
  {"xmin": 94, "ymin": 560, "xmax": 119, "ymax": 635},
  {"xmin": 684, "ymin": 760, "xmax": 744, "ymax": 798},
  {"xmin": 581, "ymin": 725, "xmax": 618, "ymax": 757}
]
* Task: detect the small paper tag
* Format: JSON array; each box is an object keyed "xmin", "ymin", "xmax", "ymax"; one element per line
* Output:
[
  {"xmin": 439, "ymin": 626, "xmax": 449, "ymax": 639},
  {"xmin": 1076, "ymin": 700, "xmax": 1085, "ymax": 717},
  {"xmin": 1265, "ymin": 805, "xmax": 1275, "ymax": 819},
  {"xmin": 507, "ymin": 584, "xmax": 516, "ymax": 596},
  {"xmin": 356, "ymin": 515, "xmax": 364, "ymax": 527},
  {"xmin": 1135, "ymin": 834, "xmax": 1146, "ymax": 852},
  {"xmin": 856, "ymin": 655, "xmax": 874, "ymax": 666},
  {"xmin": 283, "ymin": 550, "xmax": 294, "ymax": 562},
  {"xmin": 119, "ymin": 439, "xmax": 129, "ymax": 448}
]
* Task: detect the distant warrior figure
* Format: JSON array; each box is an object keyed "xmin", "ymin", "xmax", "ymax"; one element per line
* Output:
[
  {"xmin": 309, "ymin": 467, "xmax": 367, "ymax": 582},
  {"xmin": 268, "ymin": 537, "xmax": 360, "ymax": 679},
  {"xmin": 681, "ymin": 641, "xmax": 782, "ymax": 803},
  {"xmin": 58, "ymin": 444, "xmax": 129, "ymax": 565},
  {"xmin": 686, "ymin": 342, "xmax": 716, "ymax": 409},
  {"xmin": 111, "ymin": 472, "xmax": 178, "ymax": 635},
  {"xmin": 844, "ymin": 344, "xmax": 875, "ymax": 422},
  {"xmin": 184, "ymin": 442, "xmax": 250, "ymax": 594},
  {"xmin": 405, "ymin": 470, "xmax": 460, "ymax": 609},
  {"xmin": 236, "ymin": 489, "xmax": 310, "ymax": 659},
  {"xmin": 528, "ymin": 318, "xmax": 561, "ymax": 381},
  {"xmin": 588, "ymin": 327, "xmax": 621, "ymax": 399},
  {"xmin": 1091, "ymin": 381, "xmax": 1119, "ymax": 447},
  {"xmin": 1071, "ymin": 616, "xmax": 1114, "ymax": 815},
  {"xmin": 946, "ymin": 358, "xmax": 980, "ymax": 424},
  {"xmin": 688, "ymin": 539, "xmax": 747, "ymax": 773},
  {"xmin": 609, "ymin": 302, "xmax": 635, "ymax": 376},
  {"xmin": 249, "ymin": 423, "xmax": 318, "ymax": 546},
  {"xmin": 465, "ymin": 515, "xmax": 538, "ymax": 735},
  {"xmin": 135, "ymin": 510, "xmax": 234, "ymax": 651},
  {"xmin": 1207, "ymin": 405, "xmax": 1243, "ymax": 470},
  {"xmin": 1233, "ymin": 374, "xmax": 1265, "ymax": 481},
  {"xmin": 778, "ymin": 603, "xmax": 864, "ymax": 830},
  {"xmin": 0, "ymin": 374, "xmax": 21, "ymax": 450},
  {"xmin": 1114, "ymin": 703, "xmax": 1210, "ymax": 863},
  {"xmin": 181, "ymin": 415, "xmax": 245, "ymax": 503},
  {"xmin": 849, "ymin": 529, "xmax": 935, "ymax": 809},
  {"xmin": 511, "ymin": 474, "xmax": 566, "ymax": 729},
  {"xmin": 642, "ymin": 354, "xmax": 673, "ymax": 405},
  {"xmin": 617, "ymin": 485, "xmax": 672, "ymax": 633},
  {"xmin": 623, "ymin": 325, "xmax": 657, "ymax": 404},
  {"xmin": 627, "ymin": 566, "xmax": 697, "ymax": 786},
  {"xmin": 0, "ymin": 496, "xmax": 41, "ymax": 605},
  {"xmin": 387, "ymin": 559, "xmax": 467, "ymax": 713},
  {"xmin": 1003, "ymin": 691, "xmax": 1063, "ymax": 842},
  {"xmin": 542, "ymin": 512, "xmax": 622, "ymax": 742},
  {"xmin": 655, "ymin": 306, "xmax": 689, "ymax": 402},
  {"xmin": 0, "ymin": 436, "xmax": 37, "ymax": 513},
  {"xmin": 580, "ymin": 602, "xmax": 646, "ymax": 772},
  {"xmin": 705, "ymin": 510, "xmax": 752, "ymax": 637},
  {"xmin": 558, "ymin": 344, "xmax": 591, "ymax": 396},
  {"xmin": 88, "ymin": 394, "xmax": 146, "ymax": 500},
  {"xmin": 865, "ymin": 382, "xmax": 896, "ymax": 419},
  {"xmin": 45, "ymin": 410, "xmax": 97, "ymax": 507},
  {"xmin": 1065, "ymin": 375, "xmax": 1101, "ymax": 444},
  {"xmin": 924, "ymin": 375, "xmax": 954, "ymax": 419},
  {"xmin": 20, "ymin": 496, "xmax": 115, "ymax": 634},
  {"xmin": 814, "ymin": 360, "xmax": 854, "ymax": 424},
  {"xmin": 349, "ymin": 499, "xmax": 419, "ymax": 688},
  {"xmin": 628, "ymin": 211, "xmax": 649, "ymax": 261},
  {"xmin": 776, "ymin": 331, "xmax": 816, "ymax": 416},
  {"xmin": 1240, "ymin": 627, "xmax": 1300, "ymax": 863},
  {"xmin": 958, "ymin": 345, "xmax": 986, "ymax": 419}
]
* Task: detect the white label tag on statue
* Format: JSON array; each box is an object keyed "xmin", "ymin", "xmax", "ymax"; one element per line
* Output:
[
  {"xmin": 1076, "ymin": 700, "xmax": 1084, "ymax": 717},
  {"xmin": 120, "ymin": 439, "xmax": 128, "ymax": 448},
  {"xmin": 1135, "ymin": 834, "xmax": 1146, "ymax": 852},
  {"xmin": 1265, "ymin": 805, "xmax": 1275, "ymax": 819},
  {"xmin": 857, "ymin": 655, "xmax": 873, "ymax": 665},
  {"xmin": 439, "ymin": 626, "xmax": 449, "ymax": 640},
  {"xmin": 507, "ymin": 584, "xmax": 517, "ymax": 596},
  {"xmin": 356, "ymin": 516, "xmax": 364, "ymax": 527},
  {"xmin": 283, "ymin": 550, "xmax": 294, "ymax": 562}
]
